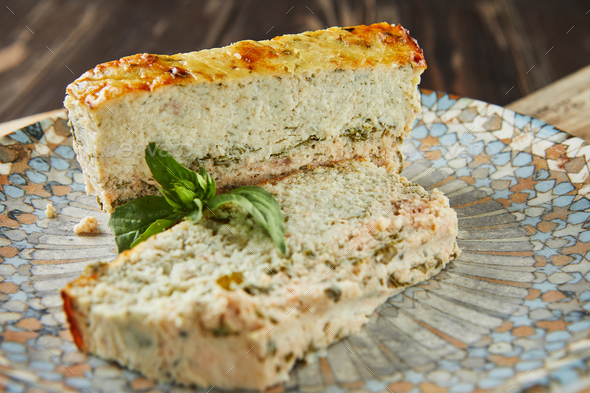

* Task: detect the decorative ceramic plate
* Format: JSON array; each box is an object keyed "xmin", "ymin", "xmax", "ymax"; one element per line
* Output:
[{"xmin": 1, "ymin": 91, "xmax": 590, "ymax": 393}]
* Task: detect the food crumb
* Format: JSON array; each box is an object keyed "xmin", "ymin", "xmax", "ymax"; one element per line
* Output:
[
  {"xmin": 45, "ymin": 204, "xmax": 57, "ymax": 218},
  {"xmin": 74, "ymin": 216, "xmax": 98, "ymax": 234}
]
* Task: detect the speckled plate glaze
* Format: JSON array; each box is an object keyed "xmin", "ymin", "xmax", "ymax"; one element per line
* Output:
[{"xmin": 1, "ymin": 91, "xmax": 590, "ymax": 393}]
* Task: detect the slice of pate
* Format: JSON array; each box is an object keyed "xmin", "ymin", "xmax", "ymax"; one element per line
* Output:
[
  {"xmin": 64, "ymin": 23, "xmax": 426, "ymax": 212},
  {"xmin": 61, "ymin": 160, "xmax": 459, "ymax": 390}
]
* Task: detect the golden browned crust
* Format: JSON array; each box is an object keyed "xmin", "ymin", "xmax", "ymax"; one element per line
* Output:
[
  {"xmin": 61, "ymin": 288, "xmax": 86, "ymax": 351},
  {"xmin": 61, "ymin": 261, "xmax": 115, "ymax": 352},
  {"xmin": 66, "ymin": 23, "xmax": 426, "ymax": 109}
]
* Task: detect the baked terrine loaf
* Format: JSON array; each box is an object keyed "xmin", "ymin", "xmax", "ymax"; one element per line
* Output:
[
  {"xmin": 64, "ymin": 23, "xmax": 426, "ymax": 212},
  {"xmin": 61, "ymin": 160, "xmax": 459, "ymax": 390}
]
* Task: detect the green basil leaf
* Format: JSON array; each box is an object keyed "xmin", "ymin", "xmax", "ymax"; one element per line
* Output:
[
  {"xmin": 186, "ymin": 199, "xmax": 203, "ymax": 223},
  {"xmin": 108, "ymin": 196, "xmax": 183, "ymax": 252},
  {"xmin": 195, "ymin": 173, "xmax": 208, "ymax": 192},
  {"xmin": 130, "ymin": 218, "xmax": 177, "ymax": 249},
  {"xmin": 177, "ymin": 178, "xmax": 196, "ymax": 191},
  {"xmin": 110, "ymin": 143, "xmax": 286, "ymax": 255},
  {"xmin": 207, "ymin": 186, "xmax": 286, "ymax": 254},
  {"xmin": 174, "ymin": 183, "xmax": 196, "ymax": 205},
  {"xmin": 145, "ymin": 142, "xmax": 200, "ymax": 192},
  {"xmin": 160, "ymin": 188, "xmax": 185, "ymax": 210},
  {"xmin": 196, "ymin": 167, "xmax": 216, "ymax": 202},
  {"xmin": 204, "ymin": 170, "xmax": 216, "ymax": 202}
]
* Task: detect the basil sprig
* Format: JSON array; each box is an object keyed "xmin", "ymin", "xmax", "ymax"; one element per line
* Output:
[{"xmin": 108, "ymin": 143, "xmax": 286, "ymax": 254}]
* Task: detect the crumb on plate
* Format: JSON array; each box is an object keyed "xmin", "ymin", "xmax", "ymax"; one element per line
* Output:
[
  {"xmin": 74, "ymin": 216, "xmax": 98, "ymax": 234},
  {"xmin": 45, "ymin": 204, "xmax": 57, "ymax": 218}
]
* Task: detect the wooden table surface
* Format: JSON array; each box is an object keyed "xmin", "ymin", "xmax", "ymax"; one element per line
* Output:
[{"xmin": 0, "ymin": 0, "xmax": 589, "ymax": 139}]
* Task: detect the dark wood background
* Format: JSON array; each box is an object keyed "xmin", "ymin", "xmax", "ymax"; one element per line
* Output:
[{"xmin": 0, "ymin": 0, "xmax": 589, "ymax": 123}]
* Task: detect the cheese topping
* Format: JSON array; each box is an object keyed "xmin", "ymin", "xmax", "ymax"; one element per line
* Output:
[{"xmin": 66, "ymin": 23, "xmax": 426, "ymax": 108}]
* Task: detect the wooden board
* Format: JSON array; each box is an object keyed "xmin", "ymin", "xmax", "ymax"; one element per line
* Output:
[
  {"xmin": 507, "ymin": 64, "xmax": 590, "ymax": 141},
  {"xmin": 0, "ymin": 108, "xmax": 66, "ymax": 137}
]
